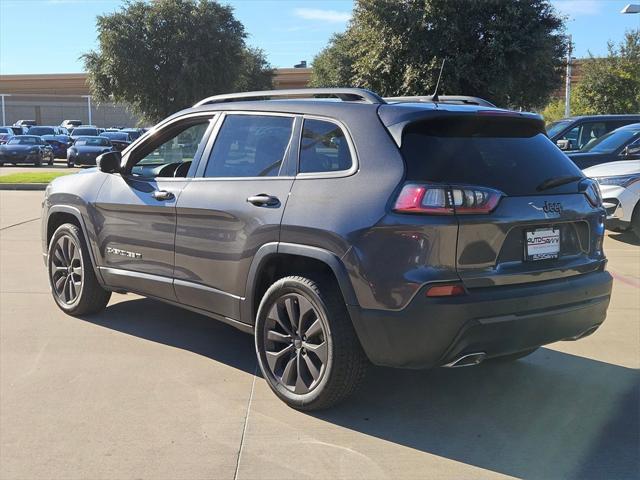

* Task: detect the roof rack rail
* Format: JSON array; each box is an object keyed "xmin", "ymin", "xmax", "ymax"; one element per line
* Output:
[
  {"xmin": 384, "ymin": 95, "xmax": 496, "ymax": 108},
  {"xmin": 193, "ymin": 88, "xmax": 386, "ymax": 107}
]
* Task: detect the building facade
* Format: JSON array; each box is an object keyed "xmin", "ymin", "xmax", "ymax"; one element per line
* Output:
[{"xmin": 0, "ymin": 69, "xmax": 312, "ymax": 127}]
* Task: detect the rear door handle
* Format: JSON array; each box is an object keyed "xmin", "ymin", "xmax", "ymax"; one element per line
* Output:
[
  {"xmin": 247, "ymin": 194, "xmax": 280, "ymax": 207},
  {"xmin": 152, "ymin": 190, "xmax": 175, "ymax": 201}
]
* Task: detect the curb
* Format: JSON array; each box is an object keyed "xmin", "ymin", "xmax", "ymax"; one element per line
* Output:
[{"xmin": 0, "ymin": 183, "xmax": 47, "ymax": 191}]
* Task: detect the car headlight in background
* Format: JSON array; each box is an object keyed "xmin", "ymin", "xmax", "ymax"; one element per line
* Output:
[{"xmin": 593, "ymin": 174, "xmax": 640, "ymax": 188}]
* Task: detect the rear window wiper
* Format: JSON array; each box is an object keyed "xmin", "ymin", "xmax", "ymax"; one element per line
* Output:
[{"xmin": 536, "ymin": 175, "xmax": 583, "ymax": 192}]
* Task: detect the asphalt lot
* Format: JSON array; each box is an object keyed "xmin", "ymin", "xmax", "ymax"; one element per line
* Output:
[{"xmin": 0, "ymin": 191, "xmax": 638, "ymax": 480}]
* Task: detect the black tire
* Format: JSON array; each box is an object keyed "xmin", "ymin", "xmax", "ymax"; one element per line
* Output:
[
  {"xmin": 489, "ymin": 347, "xmax": 539, "ymax": 362},
  {"xmin": 631, "ymin": 203, "xmax": 640, "ymax": 239},
  {"xmin": 47, "ymin": 223, "xmax": 111, "ymax": 315},
  {"xmin": 67, "ymin": 159, "xmax": 74, "ymax": 168},
  {"xmin": 34, "ymin": 154, "xmax": 42, "ymax": 167},
  {"xmin": 255, "ymin": 275, "xmax": 368, "ymax": 411},
  {"xmin": 48, "ymin": 154, "xmax": 54, "ymax": 166}
]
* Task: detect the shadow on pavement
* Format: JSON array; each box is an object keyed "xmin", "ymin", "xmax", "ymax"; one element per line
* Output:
[
  {"xmin": 608, "ymin": 230, "xmax": 640, "ymax": 246},
  {"xmin": 82, "ymin": 296, "xmax": 257, "ymax": 374},
  {"xmin": 82, "ymin": 296, "xmax": 639, "ymax": 480}
]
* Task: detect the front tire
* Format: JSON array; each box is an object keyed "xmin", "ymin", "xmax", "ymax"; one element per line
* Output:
[
  {"xmin": 255, "ymin": 275, "xmax": 368, "ymax": 411},
  {"xmin": 47, "ymin": 223, "xmax": 111, "ymax": 315}
]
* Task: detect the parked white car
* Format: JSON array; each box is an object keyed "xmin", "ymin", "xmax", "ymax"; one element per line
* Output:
[{"xmin": 584, "ymin": 160, "xmax": 640, "ymax": 237}]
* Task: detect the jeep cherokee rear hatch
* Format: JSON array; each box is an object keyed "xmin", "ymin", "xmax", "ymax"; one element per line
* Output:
[{"xmin": 395, "ymin": 112, "xmax": 606, "ymax": 288}]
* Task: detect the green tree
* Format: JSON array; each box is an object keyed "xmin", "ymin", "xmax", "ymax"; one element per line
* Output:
[
  {"xmin": 83, "ymin": 0, "xmax": 273, "ymax": 124},
  {"xmin": 540, "ymin": 29, "xmax": 640, "ymax": 123},
  {"xmin": 309, "ymin": 33, "xmax": 355, "ymax": 88},
  {"xmin": 572, "ymin": 30, "xmax": 640, "ymax": 115},
  {"xmin": 311, "ymin": 0, "xmax": 568, "ymax": 109}
]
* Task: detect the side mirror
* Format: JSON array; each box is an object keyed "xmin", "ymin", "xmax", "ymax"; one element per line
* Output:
[
  {"xmin": 97, "ymin": 151, "xmax": 122, "ymax": 173},
  {"xmin": 556, "ymin": 139, "xmax": 571, "ymax": 150},
  {"xmin": 621, "ymin": 145, "xmax": 640, "ymax": 157}
]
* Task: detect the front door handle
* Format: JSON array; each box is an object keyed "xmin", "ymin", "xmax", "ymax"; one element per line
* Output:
[
  {"xmin": 152, "ymin": 190, "xmax": 175, "ymax": 201},
  {"xmin": 247, "ymin": 194, "xmax": 280, "ymax": 207}
]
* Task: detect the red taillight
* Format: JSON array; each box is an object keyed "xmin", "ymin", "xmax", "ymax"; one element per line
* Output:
[
  {"xmin": 393, "ymin": 184, "xmax": 453, "ymax": 214},
  {"xmin": 426, "ymin": 284, "xmax": 466, "ymax": 297},
  {"xmin": 393, "ymin": 183, "xmax": 503, "ymax": 215}
]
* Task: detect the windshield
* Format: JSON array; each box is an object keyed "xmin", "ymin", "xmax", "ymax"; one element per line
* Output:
[
  {"xmin": 29, "ymin": 127, "xmax": 55, "ymax": 136},
  {"xmin": 75, "ymin": 137, "xmax": 111, "ymax": 147},
  {"xmin": 101, "ymin": 132, "xmax": 129, "ymax": 141},
  {"xmin": 7, "ymin": 136, "xmax": 38, "ymax": 145},
  {"xmin": 123, "ymin": 130, "xmax": 142, "ymax": 140},
  {"xmin": 580, "ymin": 128, "xmax": 640, "ymax": 153},
  {"xmin": 72, "ymin": 128, "xmax": 98, "ymax": 136},
  {"xmin": 546, "ymin": 120, "xmax": 572, "ymax": 138}
]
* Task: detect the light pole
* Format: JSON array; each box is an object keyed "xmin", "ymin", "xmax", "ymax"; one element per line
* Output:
[
  {"xmin": 0, "ymin": 94, "xmax": 9, "ymax": 125},
  {"xmin": 82, "ymin": 95, "xmax": 92, "ymax": 125},
  {"xmin": 621, "ymin": 4, "xmax": 640, "ymax": 13},
  {"xmin": 565, "ymin": 36, "xmax": 573, "ymax": 117}
]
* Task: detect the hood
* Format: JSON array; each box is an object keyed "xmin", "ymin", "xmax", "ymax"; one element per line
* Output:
[{"xmin": 583, "ymin": 160, "xmax": 640, "ymax": 177}]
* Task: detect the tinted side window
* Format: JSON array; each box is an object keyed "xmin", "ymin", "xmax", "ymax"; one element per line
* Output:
[
  {"xmin": 204, "ymin": 115, "xmax": 293, "ymax": 178},
  {"xmin": 130, "ymin": 120, "xmax": 211, "ymax": 178},
  {"xmin": 299, "ymin": 119, "xmax": 352, "ymax": 173}
]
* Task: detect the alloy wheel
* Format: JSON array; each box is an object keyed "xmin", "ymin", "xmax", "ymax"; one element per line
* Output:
[
  {"xmin": 263, "ymin": 293, "xmax": 328, "ymax": 394},
  {"xmin": 50, "ymin": 235, "xmax": 83, "ymax": 305}
]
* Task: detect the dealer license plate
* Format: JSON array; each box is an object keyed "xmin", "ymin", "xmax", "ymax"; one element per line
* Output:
[{"xmin": 525, "ymin": 228, "xmax": 560, "ymax": 261}]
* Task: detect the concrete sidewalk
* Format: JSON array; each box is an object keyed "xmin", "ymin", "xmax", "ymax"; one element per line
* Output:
[{"xmin": 1, "ymin": 192, "xmax": 638, "ymax": 480}]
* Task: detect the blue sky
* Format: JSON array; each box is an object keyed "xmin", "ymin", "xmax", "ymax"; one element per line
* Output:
[{"xmin": 0, "ymin": 0, "xmax": 638, "ymax": 74}]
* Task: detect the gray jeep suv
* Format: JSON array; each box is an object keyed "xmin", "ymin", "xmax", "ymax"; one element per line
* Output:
[{"xmin": 42, "ymin": 88, "xmax": 613, "ymax": 410}]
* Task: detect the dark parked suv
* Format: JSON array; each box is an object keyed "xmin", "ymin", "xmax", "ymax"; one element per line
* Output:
[{"xmin": 42, "ymin": 88, "xmax": 613, "ymax": 410}]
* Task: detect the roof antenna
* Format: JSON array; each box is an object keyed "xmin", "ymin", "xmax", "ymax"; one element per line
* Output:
[{"xmin": 431, "ymin": 58, "xmax": 446, "ymax": 103}]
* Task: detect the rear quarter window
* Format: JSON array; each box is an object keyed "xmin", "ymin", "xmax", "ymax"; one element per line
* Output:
[
  {"xmin": 401, "ymin": 116, "xmax": 582, "ymax": 195},
  {"xmin": 299, "ymin": 119, "xmax": 352, "ymax": 174}
]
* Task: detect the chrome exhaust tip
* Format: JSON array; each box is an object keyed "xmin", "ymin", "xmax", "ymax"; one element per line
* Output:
[
  {"xmin": 443, "ymin": 352, "xmax": 487, "ymax": 368},
  {"xmin": 566, "ymin": 324, "xmax": 600, "ymax": 341}
]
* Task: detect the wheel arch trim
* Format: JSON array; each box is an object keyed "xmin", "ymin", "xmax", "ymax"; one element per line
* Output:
[
  {"xmin": 241, "ymin": 242, "xmax": 358, "ymax": 325},
  {"xmin": 46, "ymin": 205, "xmax": 105, "ymax": 284}
]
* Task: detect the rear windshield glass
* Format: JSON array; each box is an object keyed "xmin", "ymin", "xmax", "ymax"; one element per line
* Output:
[
  {"xmin": 29, "ymin": 127, "xmax": 55, "ymax": 136},
  {"xmin": 401, "ymin": 116, "xmax": 582, "ymax": 195},
  {"xmin": 75, "ymin": 137, "xmax": 111, "ymax": 146}
]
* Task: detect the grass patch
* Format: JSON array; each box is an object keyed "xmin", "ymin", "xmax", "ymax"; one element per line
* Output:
[{"xmin": 0, "ymin": 172, "xmax": 74, "ymax": 184}]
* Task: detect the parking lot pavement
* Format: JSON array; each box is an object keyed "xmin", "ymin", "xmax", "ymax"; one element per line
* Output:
[
  {"xmin": 0, "ymin": 160, "xmax": 80, "ymax": 176},
  {"xmin": 0, "ymin": 158, "xmax": 80, "ymax": 176},
  {"xmin": 1, "ymin": 191, "xmax": 638, "ymax": 480}
]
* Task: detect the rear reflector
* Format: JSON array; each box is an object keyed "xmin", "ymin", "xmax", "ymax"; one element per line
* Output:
[
  {"xmin": 426, "ymin": 284, "xmax": 466, "ymax": 297},
  {"xmin": 393, "ymin": 183, "xmax": 503, "ymax": 215}
]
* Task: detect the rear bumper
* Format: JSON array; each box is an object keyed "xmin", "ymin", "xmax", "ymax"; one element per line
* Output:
[{"xmin": 348, "ymin": 269, "xmax": 612, "ymax": 369}]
